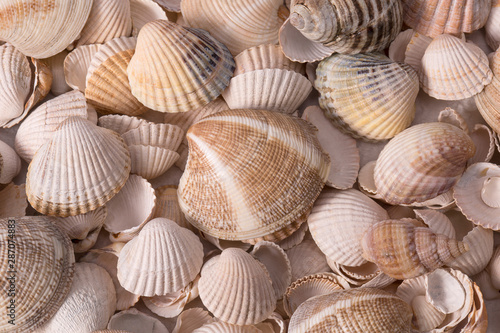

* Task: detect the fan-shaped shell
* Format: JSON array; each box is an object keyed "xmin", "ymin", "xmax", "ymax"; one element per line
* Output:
[
  {"xmin": 127, "ymin": 20, "xmax": 235, "ymax": 113},
  {"xmin": 178, "ymin": 109, "xmax": 330, "ymax": 241},
  {"xmin": 475, "ymin": 76, "xmax": 500, "ymax": 134},
  {"xmin": 97, "ymin": 114, "xmax": 148, "ymax": 135},
  {"xmin": 374, "ymin": 122, "xmax": 475, "ymax": 205},
  {"xmin": 316, "ymin": 52, "xmax": 419, "ymax": 141},
  {"xmin": 26, "ymin": 116, "xmax": 131, "ymax": 217},
  {"xmin": 64, "ymin": 44, "xmax": 102, "ymax": 92}
]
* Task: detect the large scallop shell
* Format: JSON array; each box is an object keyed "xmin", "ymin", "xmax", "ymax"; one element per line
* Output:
[
  {"xmin": 127, "ymin": 20, "xmax": 235, "ymax": 113},
  {"xmin": 374, "ymin": 122, "xmax": 475, "ymax": 205},
  {"xmin": 178, "ymin": 109, "xmax": 330, "ymax": 241},
  {"xmin": 315, "ymin": 52, "xmax": 419, "ymax": 141},
  {"xmin": 26, "ymin": 116, "xmax": 131, "ymax": 217}
]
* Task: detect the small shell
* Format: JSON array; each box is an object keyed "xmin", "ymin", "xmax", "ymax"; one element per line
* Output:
[
  {"xmin": 286, "ymin": 239, "xmax": 331, "ymax": 282},
  {"xmin": 64, "ymin": 44, "xmax": 102, "ymax": 92},
  {"xmin": 438, "ymin": 107, "xmax": 469, "ymax": 133},
  {"xmin": 122, "ymin": 123, "xmax": 184, "ymax": 151},
  {"xmin": 128, "ymin": 145, "xmax": 179, "ymax": 180},
  {"xmin": 97, "ymin": 114, "xmax": 148, "ymax": 135},
  {"xmin": 0, "ymin": 183, "xmax": 27, "ymax": 217},
  {"xmin": 107, "ymin": 308, "xmax": 169, "ymax": 333}
]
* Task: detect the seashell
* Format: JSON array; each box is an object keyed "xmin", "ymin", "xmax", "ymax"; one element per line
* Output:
[
  {"xmin": 426, "ymin": 269, "xmax": 466, "ymax": 314},
  {"xmin": 414, "ymin": 209, "xmax": 455, "ymax": 239},
  {"xmin": 438, "ymin": 107, "xmax": 469, "ymax": 133},
  {"xmin": 36, "ymin": 262, "xmax": 116, "ymax": 333},
  {"xmin": 44, "ymin": 50, "xmax": 71, "ymax": 96},
  {"xmin": 475, "ymin": 75, "xmax": 500, "ymax": 134},
  {"xmin": 128, "ymin": 145, "xmax": 179, "ymax": 180},
  {"xmin": 172, "ymin": 308, "xmax": 214, "ymax": 333},
  {"xmin": 26, "ymin": 116, "xmax": 131, "ymax": 217},
  {"xmin": 85, "ymin": 36, "xmax": 149, "ymax": 116},
  {"xmin": 388, "ymin": 29, "xmax": 414, "ymax": 62},
  {"xmin": 401, "ymin": 0, "xmax": 491, "ymax": 38},
  {"xmin": 198, "ymin": 248, "xmax": 277, "ymax": 325},
  {"xmin": 0, "ymin": 139, "xmax": 21, "ymax": 184},
  {"xmin": 0, "ymin": 0, "xmax": 93, "ymax": 58},
  {"xmin": 0, "ymin": 183, "xmax": 27, "ymax": 217},
  {"xmin": 97, "ymin": 114, "xmax": 148, "ymax": 135},
  {"xmin": 277, "ymin": 221, "xmax": 308, "ymax": 250},
  {"xmin": 193, "ymin": 322, "xmax": 263, "ymax": 333},
  {"xmin": 489, "ymin": 246, "xmax": 500, "ymax": 290},
  {"xmin": 448, "ymin": 225, "xmax": 493, "ymax": 276},
  {"xmin": 181, "ymin": 0, "xmax": 286, "ymax": 55},
  {"xmin": 178, "ymin": 109, "xmax": 330, "ymax": 241},
  {"xmin": 64, "ymin": 44, "xmax": 102, "ymax": 92},
  {"xmin": 15, "ymin": 89, "xmax": 97, "ymax": 162},
  {"xmin": 315, "ymin": 52, "xmax": 419, "ymax": 141},
  {"xmin": 361, "ymin": 219, "xmax": 469, "ymax": 279},
  {"xmin": 286, "ymin": 239, "xmax": 331, "ymax": 282},
  {"xmin": 152, "ymin": 185, "xmax": 193, "ymax": 230},
  {"xmin": 122, "ymin": 123, "xmax": 184, "ymax": 151},
  {"xmin": 107, "ymin": 308, "xmax": 169, "ymax": 333},
  {"xmin": 307, "ymin": 188, "xmax": 389, "ymax": 266},
  {"xmin": 357, "ymin": 160, "xmax": 380, "ymax": 198},
  {"xmin": 154, "ymin": 0, "xmax": 181, "ymax": 12},
  {"xmin": 55, "ymin": 206, "xmax": 107, "ymax": 253},
  {"xmin": 420, "ymin": 34, "xmax": 492, "ymax": 100},
  {"xmin": 0, "ymin": 217, "xmax": 75, "ymax": 332},
  {"xmin": 468, "ymin": 124, "xmax": 496, "ymax": 165},
  {"xmin": 117, "ymin": 217, "xmax": 204, "ymax": 296},
  {"xmin": 327, "ymin": 258, "xmax": 396, "ymax": 289},
  {"xmin": 485, "ymin": 1, "xmax": 500, "ymax": 51},
  {"xmin": 404, "ymin": 31, "xmax": 432, "ymax": 73},
  {"xmin": 288, "ymin": 288, "xmax": 413, "ymax": 333},
  {"xmin": 302, "ymin": 105, "xmax": 359, "ymax": 189},
  {"xmin": 76, "ymin": 0, "xmax": 132, "ymax": 47},
  {"xmin": 127, "ymin": 20, "xmax": 235, "ymax": 113},
  {"xmin": 130, "ymin": 0, "xmax": 169, "ymax": 35},
  {"xmin": 374, "ymin": 122, "xmax": 475, "ymax": 205},
  {"xmin": 461, "ymin": 280, "xmax": 488, "ymax": 333}
]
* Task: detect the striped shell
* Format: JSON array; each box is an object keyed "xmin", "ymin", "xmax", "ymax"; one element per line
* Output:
[{"xmin": 178, "ymin": 109, "xmax": 330, "ymax": 242}]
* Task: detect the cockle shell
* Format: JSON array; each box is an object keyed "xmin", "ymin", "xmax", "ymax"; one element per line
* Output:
[
  {"xmin": 64, "ymin": 44, "xmax": 102, "ymax": 92},
  {"xmin": 0, "ymin": 0, "xmax": 93, "ymax": 58},
  {"xmin": 26, "ymin": 116, "xmax": 131, "ymax": 217},
  {"xmin": 117, "ymin": 217, "xmax": 204, "ymax": 296},
  {"xmin": 315, "ymin": 52, "xmax": 419, "ymax": 141},
  {"xmin": 178, "ymin": 109, "xmax": 330, "ymax": 242},
  {"xmin": 0, "ymin": 217, "xmax": 75, "ymax": 332},
  {"xmin": 127, "ymin": 20, "xmax": 235, "ymax": 113},
  {"xmin": 288, "ymin": 288, "xmax": 413, "ymax": 333},
  {"xmin": 97, "ymin": 114, "xmax": 148, "ymax": 135},
  {"xmin": 475, "ymin": 75, "xmax": 500, "ymax": 134},
  {"xmin": 361, "ymin": 219, "xmax": 469, "ymax": 279},
  {"xmin": 106, "ymin": 308, "xmax": 169, "ymax": 333},
  {"xmin": 0, "ymin": 139, "xmax": 21, "ymax": 184},
  {"xmin": 286, "ymin": 239, "xmax": 331, "ymax": 281},
  {"xmin": 374, "ymin": 122, "xmax": 475, "ymax": 205},
  {"xmin": 198, "ymin": 248, "xmax": 277, "ymax": 325}
]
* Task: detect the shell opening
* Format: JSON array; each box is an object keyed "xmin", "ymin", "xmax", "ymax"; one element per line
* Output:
[{"xmin": 290, "ymin": 2, "xmax": 338, "ymax": 44}]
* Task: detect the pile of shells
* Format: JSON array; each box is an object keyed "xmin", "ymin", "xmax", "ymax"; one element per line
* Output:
[{"xmin": 4, "ymin": 0, "xmax": 500, "ymax": 332}]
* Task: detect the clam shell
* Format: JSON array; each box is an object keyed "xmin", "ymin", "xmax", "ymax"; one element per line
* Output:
[
  {"xmin": 26, "ymin": 116, "xmax": 131, "ymax": 217},
  {"xmin": 122, "ymin": 123, "xmax": 184, "ymax": 151},
  {"xmin": 45, "ymin": 50, "xmax": 71, "ymax": 96},
  {"xmin": 0, "ymin": 217, "xmax": 75, "ymax": 332},
  {"xmin": 64, "ymin": 44, "xmax": 102, "ymax": 92},
  {"xmin": 0, "ymin": 0, "xmax": 93, "ymax": 58},
  {"xmin": 198, "ymin": 248, "xmax": 277, "ymax": 325},
  {"xmin": 286, "ymin": 239, "xmax": 331, "ymax": 282},
  {"xmin": 107, "ymin": 308, "xmax": 169, "ymax": 333},
  {"xmin": 127, "ymin": 20, "xmax": 235, "ymax": 113},
  {"xmin": 130, "ymin": 0, "xmax": 169, "ymax": 35},
  {"xmin": 117, "ymin": 217, "xmax": 204, "ymax": 296},
  {"xmin": 129, "ymin": 145, "xmax": 179, "ymax": 180},
  {"xmin": 0, "ymin": 183, "xmax": 27, "ymax": 217},
  {"xmin": 97, "ymin": 114, "xmax": 148, "ymax": 135},
  {"xmin": 172, "ymin": 308, "xmax": 214, "ymax": 333},
  {"xmin": 374, "ymin": 122, "xmax": 475, "ymax": 205},
  {"xmin": 178, "ymin": 109, "xmax": 330, "ymax": 241},
  {"xmin": 315, "ymin": 52, "xmax": 419, "ymax": 141},
  {"xmin": 420, "ymin": 34, "xmax": 492, "ymax": 100},
  {"xmin": 0, "ymin": 139, "xmax": 21, "ymax": 184},
  {"xmin": 288, "ymin": 288, "xmax": 412, "ymax": 333}
]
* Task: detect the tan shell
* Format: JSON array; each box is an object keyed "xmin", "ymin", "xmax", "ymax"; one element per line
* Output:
[
  {"xmin": 122, "ymin": 123, "xmax": 184, "ymax": 151},
  {"xmin": 97, "ymin": 114, "xmax": 148, "ymax": 135},
  {"xmin": 0, "ymin": 140, "xmax": 21, "ymax": 184},
  {"xmin": 361, "ymin": 219, "xmax": 469, "ymax": 279},
  {"xmin": 171, "ymin": 308, "xmax": 214, "ymax": 333},
  {"xmin": 374, "ymin": 122, "xmax": 475, "ymax": 205},
  {"xmin": 288, "ymin": 288, "xmax": 412, "ymax": 333},
  {"xmin": 107, "ymin": 308, "xmax": 169, "ymax": 333},
  {"xmin": 198, "ymin": 248, "xmax": 277, "ymax": 325},
  {"xmin": 117, "ymin": 217, "xmax": 204, "ymax": 296},
  {"xmin": 26, "ymin": 117, "xmax": 131, "ymax": 217},
  {"xmin": 64, "ymin": 44, "xmax": 102, "ymax": 92},
  {"xmin": 286, "ymin": 239, "xmax": 331, "ymax": 282},
  {"xmin": 315, "ymin": 52, "xmax": 419, "ymax": 141},
  {"xmin": 0, "ymin": 0, "xmax": 93, "ymax": 58},
  {"xmin": 0, "ymin": 217, "xmax": 75, "ymax": 332},
  {"xmin": 130, "ymin": 0, "xmax": 169, "ymax": 35},
  {"xmin": 178, "ymin": 109, "xmax": 330, "ymax": 241},
  {"xmin": 475, "ymin": 76, "xmax": 500, "ymax": 134},
  {"xmin": 486, "ymin": 3, "xmax": 500, "ymax": 51},
  {"xmin": 127, "ymin": 20, "xmax": 235, "ymax": 113},
  {"xmin": 0, "ymin": 183, "xmax": 27, "ymax": 217},
  {"xmin": 152, "ymin": 185, "xmax": 193, "ymax": 230}
]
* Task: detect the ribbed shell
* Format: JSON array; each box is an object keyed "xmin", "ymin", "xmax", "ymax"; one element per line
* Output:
[
  {"xmin": 127, "ymin": 20, "xmax": 235, "ymax": 113},
  {"xmin": 193, "ymin": 322, "xmax": 262, "ymax": 333},
  {"xmin": 485, "ymin": 3, "xmax": 500, "ymax": 51},
  {"xmin": 64, "ymin": 44, "xmax": 102, "ymax": 92},
  {"xmin": 0, "ymin": 217, "xmax": 75, "ymax": 332},
  {"xmin": 129, "ymin": 145, "xmax": 179, "ymax": 180},
  {"xmin": 122, "ymin": 123, "xmax": 183, "ymax": 151},
  {"xmin": 475, "ymin": 76, "xmax": 500, "ymax": 134},
  {"xmin": 97, "ymin": 114, "xmax": 148, "ymax": 135},
  {"xmin": 178, "ymin": 109, "xmax": 330, "ymax": 241},
  {"xmin": 374, "ymin": 122, "xmax": 475, "ymax": 205},
  {"xmin": 286, "ymin": 239, "xmax": 331, "ymax": 281},
  {"xmin": 288, "ymin": 288, "xmax": 412, "ymax": 333},
  {"xmin": 130, "ymin": 0, "xmax": 169, "ymax": 35},
  {"xmin": 0, "ymin": 140, "xmax": 21, "ymax": 184},
  {"xmin": 361, "ymin": 219, "xmax": 469, "ymax": 279},
  {"xmin": 402, "ymin": 0, "xmax": 491, "ymax": 38},
  {"xmin": 0, "ymin": 0, "xmax": 93, "ymax": 58},
  {"xmin": 315, "ymin": 52, "xmax": 419, "ymax": 141},
  {"xmin": 198, "ymin": 248, "xmax": 277, "ymax": 325},
  {"xmin": 117, "ymin": 217, "xmax": 204, "ymax": 296},
  {"xmin": 26, "ymin": 117, "xmax": 131, "ymax": 217}
]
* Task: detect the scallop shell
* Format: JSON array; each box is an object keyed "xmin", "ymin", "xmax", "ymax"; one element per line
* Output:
[
  {"xmin": 286, "ymin": 239, "xmax": 331, "ymax": 282},
  {"xmin": 26, "ymin": 116, "xmax": 131, "ymax": 217},
  {"xmin": 130, "ymin": 0, "xmax": 169, "ymax": 35},
  {"xmin": 0, "ymin": 183, "xmax": 27, "ymax": 217},
  {"xmin": 64, "ymin": 44, "xmax": 102, "ymax": 92},
  {"xmin": 0, "ymin": 0, "xmax": 93, "ymax": 58},
  {"xmin": 374, "ymin": 122, "xmax": 475, "ymax": 205},
  {"xmin": 0, "ymin": 217, "xmax": 75, "ymax": 332},
  {"xmin": 181, "ymin": 0, "xmax": 286, "ymax": 55},
  {"xmin": 127, "ymin": 20, "xmax": 235, "ymax": 113},
  {"xmin": 475, "ymin": 76, "xmax": 500, "ymax": 134},
  {"xmin": 107, "ymin": 308, "xmax": 169, "ymax": 333},
  {"xmin": 97, "ymin": 114, "xmax": 148, "ymax": 135},
  {"xmin": 198, "ymin": 248, "xmax": 277, "ymax": 325},
  {"xmin": 288, "ymin": 288, "xmax": 412, "ymax": 333},
  {"xmin": 0, "ymin": 139, "xmax": 21, "ymax": 184},
  {"xmin": 420, "ymin": 34, "xmax": 492, "ymax": 100},
  {"xmin": 361, "ymin": 219, "xmax": 469, "ymax": 279},
  {"xmin": 178, "ymin": 109, "xmax": 330, "ymax": 241},
  {"xmin": 315, "ymin": 52, "xmax": 419, "ymax": 141},
  {"xmin": 402, "ymin": 0, "xmax": 491, "ymax": 38},
  {"xmin": 122, "ymin": 123, "xmax": 184, "ymax": 151},
  {"xmin": 117, "ymin": 217, "xmax": 204, "ymax": 296}
]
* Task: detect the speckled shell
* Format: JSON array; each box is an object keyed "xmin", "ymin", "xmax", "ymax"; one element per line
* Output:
[
  {"xmin": 127, "ymin": 20, "xmax": 235, "ymax": 113},
  {"xmin": 374, "ymin": 122, "xmax": 475, "ymax": 205},
  {"xmin": 0, "ymin": 217, "xmax": 75, "ymax": 332},
  {"xmin": 361, "ymin": 219, "xmax": 469, "ymax": 279},
  {"xmin": 288, "ymin": 288, "xmax": 412, "ymax": 333},
  {"xmin": 178, "ymin": 109, "xmax": 330, "ymax": 241},
  {"xmin": 315, "ymin": 52, "xmax": 419, "ymax": 141}
]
